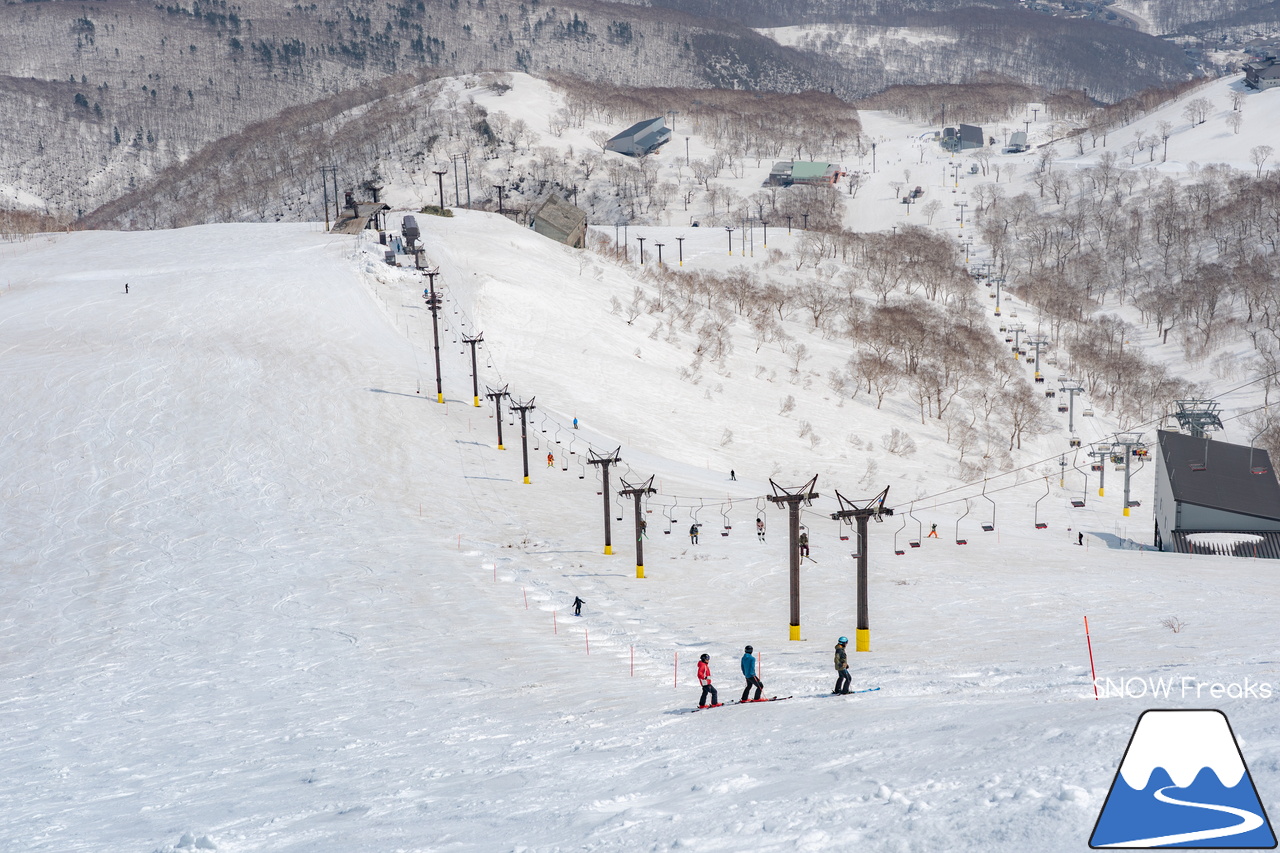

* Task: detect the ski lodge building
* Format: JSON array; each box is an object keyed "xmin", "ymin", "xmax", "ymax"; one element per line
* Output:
[
  {"xmin": 764, "ymin": 161, "xmax": 843, "ymax": 187},
  {"xmin": 604, "ymin": 117, "xmax": 671, "ymax": 157},
  {"xmin": 1244, "ymin": 57, "xmax": 1280, "ymax": 91},
  {"xmin": 1153, "ymin": 429, "xmax": 1280, "ymax": 557},
  {"xmin": 529, "ymin": 193, "xmax": 587, "ymax": 248}
]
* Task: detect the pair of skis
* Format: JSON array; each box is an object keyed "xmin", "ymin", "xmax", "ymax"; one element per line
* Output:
[
  {"xmin": 692, "ymin": 687, "xmax": 879, "ymax": 711},
  {"xmin": 694, "ymin": 696, "xmax": 791, "ymax": 711}
]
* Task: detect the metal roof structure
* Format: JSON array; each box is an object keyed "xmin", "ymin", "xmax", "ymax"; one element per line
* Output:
[
  {"xmin": 530, "ymin": 194, "xmax": 587, "ymax": 248},
  {"xmin": 1157, "ymin": 429, "xmax": 1280, "ymax": 522}
]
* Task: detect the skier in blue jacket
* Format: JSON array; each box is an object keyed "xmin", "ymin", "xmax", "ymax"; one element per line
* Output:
[{"xmin": 740, "ymin": 645, "xmax": 764, "ymax": 702}]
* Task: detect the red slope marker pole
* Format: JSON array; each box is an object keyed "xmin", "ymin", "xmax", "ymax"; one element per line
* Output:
[
  {"xmin": 553, "ymin": 610, "xmax": 558, "ymax": 635},
  {"xmin": 1085, "ymin": 615, "xmax": 1099, "ymax": 700}
]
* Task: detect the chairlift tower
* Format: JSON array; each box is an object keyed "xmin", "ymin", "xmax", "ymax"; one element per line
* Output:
[
  {"xmin": 767, "ymin": 475, "xmax": 820, "ymax": 641},
  {"xmin": 461, "ymin": 332, "xmax": 484, "ymax": 407},
  {"xmin": 509, "ymin": 396, "xmax": 536, "ymax": 484},
  {"xmin": 830, "ymin": 486, "xmax": 893, "ymax": 653},
  {"xmin": 619, "ymin": 475, "xmax": 657, "ymax": 578},
  {"xmin": 1111, "ymin": 432, "xmax": 1147, "ymax": 517},
  {"xmin": 587, "ymin": 448, "xmax": 622, "ymax": 555},
  {"xmin": 991, "ymin": 275, "xmax": 1005, "ymax": 316},
  {"xmin": 1007, "ymin": 322, "xmax": 1026, "ymax": 360},
  {"xmin": 1058, "ymin": 377, "xmax": 1085, "ymax": 434},
  {"xmin": 484, "ymin": 385, "xmax": 509, "ymax": 449},
  {"xmin": 422, "ymin": 268, "xmax": 445, "ymax": 403},
  {"xmin": 1088, "ymin": 443, "xmax": 1113, "ymax": 497},
  {"xmin": 1026, "ymin": 336, "xmax": 1051, "ymax": 368},
  {"xmin": 1172, "ymin": 400, "xmax": 1224, "ymax": 438}
]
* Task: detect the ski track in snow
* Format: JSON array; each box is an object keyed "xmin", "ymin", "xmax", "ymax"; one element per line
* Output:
[{"xmin": 0, "ymin": 224, "xmax": 1276, "ymax": 852}]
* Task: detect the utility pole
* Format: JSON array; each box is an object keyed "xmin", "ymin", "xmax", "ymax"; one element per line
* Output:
[
  {"xmin": 587, "ymin": 448, "xmax": 622, "ymax": 555},
  {"xmin": 1059, "ymin": 377, "xmax": 1086, "ymax": 435},
  {"xmin": 422, "ymin": 268, "xmax": 444, "ymax": 403},
  {"xmin": 1088, "ymin": 443, "xmax": 1113, "ymax": 497},
  {"xmin": 319, "ymin": 165, "xmax": 338, "ymax": 230},
  {"xmin": 762, "ymin": 221, "xmax": 768, "ymax": 248},
  {"xmin": 493, "ymin": 184, "xmax": 505, "ymax": 215},
  {"xmin": 619, "ymin": 475, "xmax": 657, "ymax": 578},
  {"xmin": 871, "ymin": 141, "xmax": 877, "ymax": 173},
  {"xmin": 509, "ymin": 396, "xmax": 537, "ymax": 484},
  {"xmin": 766, "ymin": 475, "xmax": 820, "ymax": 641},
  {"xmin": 1111, "ymin": 432, "xmax": 1147, "ymax": 517},
  {"xmin": 461, "ymin": 332, "xmax": 484, "ymax": 407},
  {"xmin": 830, "ymin": 486, "xmax": 892, "ymax": 652},
  {"xmin": 484, "ymin": 385, "xmax": 509, "ymax": 449}
]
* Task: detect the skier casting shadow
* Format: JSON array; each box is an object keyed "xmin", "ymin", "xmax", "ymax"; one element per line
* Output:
[
  {"xmin": 741, "ymin": 645, "xmax": 763, "ymax": 701},
  {"xmin": 834, "ymin": 637, "xmax": 851, "ymax": 694},
  {"xmin": 698, "ymin": 653, "xmax": 718, "ymax": 707}
]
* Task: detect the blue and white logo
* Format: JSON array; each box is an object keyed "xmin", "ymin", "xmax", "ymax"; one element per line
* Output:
[{"xmin": 1091, "ymin": 709, "xmax": 1276, "ymax": 848}]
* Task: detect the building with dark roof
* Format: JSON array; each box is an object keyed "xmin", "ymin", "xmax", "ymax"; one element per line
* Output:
[
  {"xmin": 604, "ymin": 117, "xmax": 671, "ymax": 157},
  {"xmin": 1153, "ymin": 429, "xmax": 1280, "ymax": 556},
  {"xmin": 941, "ymin": 124, "xmax": 985, "ymax": 152},
  {"xmin": 1244, "ymin": 57, "xmax": 1280, "ymax": 91},
  {"xmin": 529, "ymin": 194, "xmax": 587, "ymax": 248}
]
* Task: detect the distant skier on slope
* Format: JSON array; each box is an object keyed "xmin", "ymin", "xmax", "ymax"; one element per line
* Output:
[
  {"xmin": 689, "ymin": 523, "xmax": 699, "ymax": 545},
  {"xmin": 547, "ymin": 452, "xmax": 555, "ymax": 468},
  {"xmin": 741, "ymin": 645, "xmax": 763, "ymax": 702},
  {"xmin": 756, "ymin": 517, "xmax": 765, "ymax": 542},
  {"xmin": 698, "ymin": 653, "xmax": 719, "ymax": 708},
  {"xmin": 572, "ymin": 596, "xmax": 585, "ymax": 616},
  {"xmin": 927, "ymin": 523, "xmax": 939, "ymax": 538},
  {"xmin": 833, "ymin": 637, "xmax": 851, "ymax": 694}
]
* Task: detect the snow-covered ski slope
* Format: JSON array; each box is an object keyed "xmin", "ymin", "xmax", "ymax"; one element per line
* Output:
[{"xmin": 1, "ymin": 222, "xmax": 1277, "ymax": 852}]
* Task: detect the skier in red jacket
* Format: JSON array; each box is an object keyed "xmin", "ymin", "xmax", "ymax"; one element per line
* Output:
[{"xmin": 697, "ymin": 653, "xmax": 719, "ymax": 707}]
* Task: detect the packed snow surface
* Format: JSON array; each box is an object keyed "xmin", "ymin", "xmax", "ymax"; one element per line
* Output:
[{"xmin": 0, "ymin": 223, "xmax": 1277, "ymax": 852}]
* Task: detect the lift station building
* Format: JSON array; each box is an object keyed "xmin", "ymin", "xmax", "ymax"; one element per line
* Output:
[{"xmin": 1153, "ymin": 429, "xmax": 1280, "ymax": 557}]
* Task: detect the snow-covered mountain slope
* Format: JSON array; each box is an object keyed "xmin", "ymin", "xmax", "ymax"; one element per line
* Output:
[{"xmin": 0, "ymin": 223, "xmax": 1276, "ymax": 852}]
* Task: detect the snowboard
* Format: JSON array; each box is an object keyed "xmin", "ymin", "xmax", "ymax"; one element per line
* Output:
[{"xmin": 829, "ymin": 686, "xmax": 880, "ymax": 695}]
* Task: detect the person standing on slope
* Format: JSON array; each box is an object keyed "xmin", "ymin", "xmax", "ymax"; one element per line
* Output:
[
  {"xmin": 740, "ymin": 645, "xmax": 764, "ymax": 702},
  {"xmin": 756, "ymin": 517, "xmax": 765, "ymax": 542},
  {"xmin": 698, "ymin": 653, "xmax": 719, "ymax": 707},
  {"xmin": 833, "ymin": 637, "xmax": 851, "ymax": 694},
  {"xmin": 547, "ymin": 451, "xmax": 555, "ymax": 468},
  {"xmin": 572, "ymin": 595, "xmax": 585, "ymax": 616},
  {"xmin": 689, "ymin": 523, "xmax": 699, "ymax": 545}
]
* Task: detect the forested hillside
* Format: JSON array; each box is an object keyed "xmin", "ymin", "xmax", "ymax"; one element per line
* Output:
[{"xmin": 0, "ymin": 0, "xmax": 1202, "ymax": 220}]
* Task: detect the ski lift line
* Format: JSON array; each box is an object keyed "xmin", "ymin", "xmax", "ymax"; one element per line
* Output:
[{"xmin": 903, "ymin": 369, "xmax": 1280, "ymax": 509}]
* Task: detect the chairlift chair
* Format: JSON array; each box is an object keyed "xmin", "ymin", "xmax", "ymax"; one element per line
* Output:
[
  {"xmin": 1057, "ymin": 402, "xmax": 1068, "ymax": 413},
  {"xmin": 838, "ymin": 519, "xmax": 850, "ymax": 542},
  {"xmin": 1034, "ymin": 372, "xmax": 1044, "ymax": 383},
  {"xmin": 1069, "ymin": 437, "xmax": 1081, "ymax": 448},
  {"xmin": 1070, "ymin": 498, "xmax": 1086, "ymax": 508},
  {"xmin": 955, "ymin": 501, "xmax": 970, "ymax": 545},
  {"xmin": 1091, "ymin": 463, "xmax": 1102, "ymax": 472},
  {"xmin": 1083, "ymin": 408, "xmax": 1095, "ymax": 417},
  {"xmin": 893, "ymin": 512, "xmax": 908, "ymax": 555},
  {"xmin": 1034, "ymin": 478, "xmax": 1049, "ymax": 528},
  {"xmin": 1045, "ymin": 389, "xmax": 1056, "ymax": 398},
  {"xmin": 980, "ymin": 480, "xmax": 996, "ymax": 532},
  {"xmin": 907, "ymin": 503, "xmax": 922, "ymax": 548}
]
